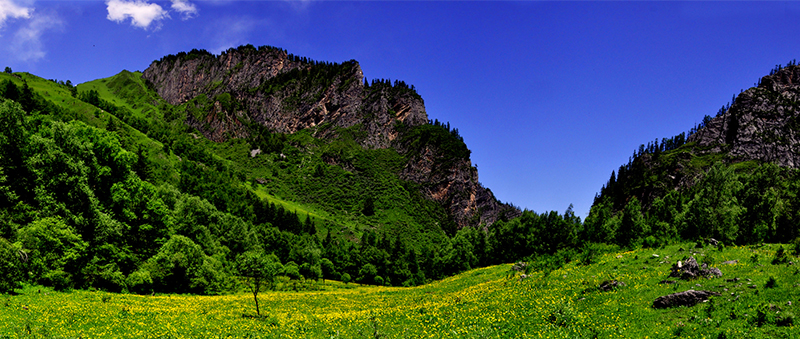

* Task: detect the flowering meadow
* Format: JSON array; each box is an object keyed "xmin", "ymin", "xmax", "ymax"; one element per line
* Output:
[{"xmin": 1, "ymin": 243, "xmax": 797, "ymax": 338}]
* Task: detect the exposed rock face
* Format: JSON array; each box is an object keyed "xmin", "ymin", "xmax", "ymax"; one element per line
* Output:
[
  {"xmin": 142, "ymin": 46, "xmax": 518, "ymax": 228},
  {"xmin": 399, "ymin": 147, "xmax": 520, "ymax": 228},
  {"xmin": 652, "ymin": 290, "xmax": 720, "ymax": 309},
  {"xmin": 142, "ymin": 47, "xmax": 427, "ymax": 147},
  {"xmin": 688, "ymin": 66, "xmax": 800, "ymax": 168},
  {"xmin": 669, "ymin": 257, "xmax": 722, "ymax": 280}
]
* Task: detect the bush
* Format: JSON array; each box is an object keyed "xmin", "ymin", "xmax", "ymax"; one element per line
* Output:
[
  {"xmin": 0, "ymin": 237, "xmax": 23, "ymax": 293},
  {"xmin": 642, "ymin": 236, "xmax": 661, "ymax": 249},
  {"xmin": 126, "ymin": 270, "xmax": 153, "ymax": 294},
  {"xmin": 43, "ymin": 270, "xmax": 73, "ymax": 291},
  {"xmin": 702, "ymin": 253, "xmax": 716, "ymax": 266},
  {"xmin": 547, "ymin": 302, "xmax": 574, "ymax": 327},
  {"xmin": 765, "ymin": 276, "xmax": 778, "ymax": 289},
  {"xmin": 341, "ymin": 273, "xmax": 351, "ymax": 284},
  {"xmin": 16, "ymin": 217, "xmax": 87, "ymax": 285},
  {"xmin": 283, "ymin": 262, "xmax": 302, "ymax": 280},
  {"xmin": 772, "ymin": 247, "xmax": 789, "ymax": 265},
  {"xmin": 579, "ymin": 242, "xmax": 619, "ymax": 266},
  {"xmin": 143, "ymin": 235, "xmax": 224, "ymax": 294},
  {"xmin": 777, "ymin": 311, "xmax": 795, "ymax": 327}
]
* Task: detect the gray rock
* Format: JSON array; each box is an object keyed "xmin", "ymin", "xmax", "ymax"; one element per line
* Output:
[
  {"xmin": 688, "ymin": 66, "xmax": 800, "ymax": 169},
  {"xmin": 599, "ymin": 280, "xmax": 626, "ymax": 292},
  {"xmin": 669, "ymin": 257, "xmax": 722, "ymax": 280},
  {"xmin": 141, "ymin": 47, "xmax": 520, "ymax": 229},
  {"xmin": 653, "ymin": 290, "xmax": 721, "ymax": 309}
]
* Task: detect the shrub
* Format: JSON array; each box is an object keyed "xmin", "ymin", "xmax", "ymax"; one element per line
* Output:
[
  {"xmin": 43, "ymin": 270, "xmax": 73, "ymax": 291},
  {"xmin": 126, "ymin": 270, "xmax": 153, "ymax": 294},
  {"xmin": 702, "ymin": 253, "xmax": 716, "ymax": 266},
  {"xmin": 547, "ymin": 302, "xmax": 574, "ymax": 327},
  {"xmin": 341, "ymin": 273, "xmax": 351, "ymax": 284},
  {"xmin": 765, "ymin": 276, "xmax": 778, "ymax": 289},
  {"xmin": 772, "ymin": 247, "xmax": 789, "ymax": 265},
  {"xmin": 642, "ymin": 236, "xmax": 661, "ymax": 249},
  {"xmin": 0, "ymin": 237, "xmax": 23, "ymax": 293},
  {"xmin": 283, "ymin": 262, "xmax": 302, "ymax": 280},
  {"xmin": 777, "ymin": 311, "xmax": 795, "ymax": 327}
]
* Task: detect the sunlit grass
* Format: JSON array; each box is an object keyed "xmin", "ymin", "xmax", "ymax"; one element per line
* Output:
[{"xmin": 1, "ymin": 243, "xmax": 797, "ymax": 338}]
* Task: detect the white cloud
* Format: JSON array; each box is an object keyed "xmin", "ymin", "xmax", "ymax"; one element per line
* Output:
[
  {"xmin": 106, "ymin": 0, "xmax": 169, "ymax": 30},
  {"xmin": 8, "ymin": 9, "xmax": 62, "ymax": 62},
  {"xmin": 0, "ymin": 0, "xmax": 32, "ymax": 30},
  {"xmin": 171, "ymin": 0, "xmax": 197, "ymax": 20},
  {"xmin": 283, "ymin": 0, "xmax": 313, "ymax": 13},
  {"xmin": 206, "ymin": 16, "xmax": 260, "ymax": 54}
]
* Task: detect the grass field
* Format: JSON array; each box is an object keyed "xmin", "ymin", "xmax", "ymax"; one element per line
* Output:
[{"xmin": 1, "ymin": 243, "xmax": 798, "ymax": 338}]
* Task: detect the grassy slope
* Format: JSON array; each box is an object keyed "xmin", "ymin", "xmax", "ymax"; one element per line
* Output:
[
  {"xmin": 74, "ymin": 71, "xmax": 449, "ymax": 246},
  {"xmin": 1, "ymin": 242, "xmax": 796, "ymax": 338}
]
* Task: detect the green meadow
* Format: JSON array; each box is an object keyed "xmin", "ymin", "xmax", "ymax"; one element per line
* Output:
[{"xmin": 2, "ymin": 242, "xmax": 797, "ymax": 338}]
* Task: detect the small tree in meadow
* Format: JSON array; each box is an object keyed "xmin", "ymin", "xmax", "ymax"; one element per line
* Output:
[{"xmin": 235, "ymin": 250, "xmax": 283, "ymax": 316}]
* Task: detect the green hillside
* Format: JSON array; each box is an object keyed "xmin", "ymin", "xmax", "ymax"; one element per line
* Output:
[
  {"xmin": 0, "ymin": 64, "xmax": 544, "ymax": 295},
  {"xmin": 585, "ymin": 62, "xmax": 800, "ymax": 250}
]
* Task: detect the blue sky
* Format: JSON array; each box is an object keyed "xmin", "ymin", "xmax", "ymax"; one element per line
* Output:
[{"xmin": 1, "ymin": 1, "xmax": 800, "ymax": 218}]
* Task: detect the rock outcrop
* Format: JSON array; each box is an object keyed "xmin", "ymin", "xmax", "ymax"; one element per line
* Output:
[
  {"xmin": 669, "ymin": 257, "xmax": 723, "ymax": 280},
  {"xmin": 652, "ymin": 290, "xmax": 720, "ymax": 309},
  {"xmin": 142, "ymin": 46, "xmax": 518, "ymax": 228},
  {"xmin": 688, "ymin": 65, "xmax": 800, "ymax": 168},
  {"xmin": 142, "ymin": 46, "xmax": 427, "ymax": 147},
  {"xmin": 598, "ymin": 280, "xmax": 626, "ymax": 291}
]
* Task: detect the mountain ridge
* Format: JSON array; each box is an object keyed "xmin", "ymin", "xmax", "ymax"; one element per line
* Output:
[
  {"xmin": 586, "ymin": 61, "xmax": 800, "ymax": 247},
  {"xmin": 141, "ymin": 45, "xmax": 520, "ymax": 229}
]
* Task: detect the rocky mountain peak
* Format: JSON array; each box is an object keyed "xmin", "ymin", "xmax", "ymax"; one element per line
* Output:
[
  {"xmin": 142, "ymin": 45, "xmax": 427, "ymax": 149},
  {"xmin": 688, "ymin": 64, "xmax": 800, "ymax": 168},
  {"xmin": 142, "ymin": 45, "xmax": 519, "ymax": 229}
]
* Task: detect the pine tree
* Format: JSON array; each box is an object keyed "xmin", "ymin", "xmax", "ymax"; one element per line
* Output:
[{"xmin": 362, "ymin": 196, "xmax": 375, "ymax": 216}]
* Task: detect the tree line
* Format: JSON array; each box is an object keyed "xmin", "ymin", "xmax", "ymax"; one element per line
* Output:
[{"xmin": 0, "ymin": 75, "xmax": 588, "ymax": 295}]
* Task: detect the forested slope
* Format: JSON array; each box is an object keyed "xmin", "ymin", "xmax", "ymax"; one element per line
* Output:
[
  {"xmin": 585, "ymin": 61, "xmax": 800, "ymax": 249},
  {"xmin": 0, "ymin": 47, "xmax": 532, "ymax": 294}
]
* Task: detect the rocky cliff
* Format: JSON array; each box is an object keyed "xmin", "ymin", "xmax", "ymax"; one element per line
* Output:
[
  {"xmin": 142, "ymin": 46, "xmax": 427, "ymax": 148},
  {"xmin": 688, "ymin": 65, "xmax": 800, "ymax": 167},
  {"xmin": 592, "ymin": 63, "xmax": 800, "ymax": 215},
  {"xmin": 142, "ymin": 45, "xmax": 518, "ymax": 229}
]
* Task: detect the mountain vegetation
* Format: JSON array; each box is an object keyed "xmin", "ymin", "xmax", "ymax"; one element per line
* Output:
[
  {"xmin": 0, "ymin": 46, "xmax": 531, "ymax": 295},
  {"xmin": 3, "ymin": 242, "xmax": 798, "ymax": 338},
  {"xmin": 2, "ymin": 45, "xmax": 800, "ymax": 321},
  {"xmin": 586, "ymin": 60, "xmax": 800, "ymax": 250}
]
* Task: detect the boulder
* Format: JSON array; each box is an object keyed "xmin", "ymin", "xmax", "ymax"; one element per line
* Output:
[
  {"xmin": 599, "ymin": 280, "xmax": 626, "ymax": 291},
  {"xmin": 653, "ymin": 290, "xmax": 720, "ymax": 309},
  {"xmin": 669, "ymin": 257, "xmax": 722, "ymax": 280}
]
